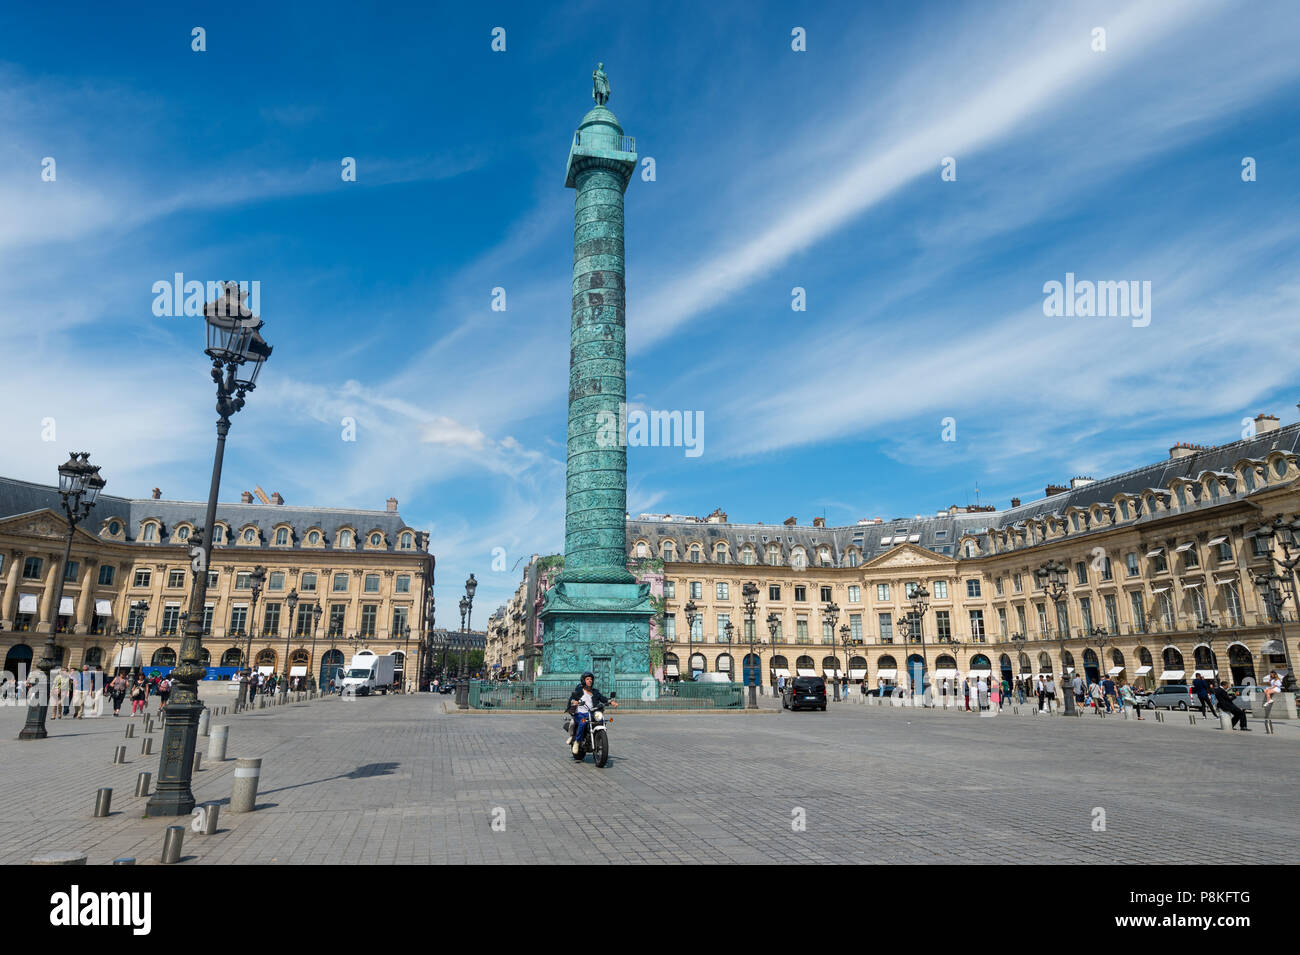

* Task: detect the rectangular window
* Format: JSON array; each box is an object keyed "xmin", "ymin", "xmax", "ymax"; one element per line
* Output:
[
  {"xmin": 1126, "ymin": 553, "xmax": 1139, "ymax": 576},
  {"xmin": 664, "ymin": 615, "xmax": 676, "ymax": 639},
  {"xmin": 126, "ymin": 604, "xmax": 146, "ymax": 633},
  {"xmin": 267, "ymin": 602, "xmax": 287, "ymax": 636},
  {"xmin": 1101, "ymin": 557, "xmax": 1113, "ymax": 581},
  {"xmin": 997, "ymin": 607, "xmax": 1008, "ymax": 636},
  {"xmin": 1104, "ymin": 594, "xmax": 1119, "ymax": 632},
  {"xmin": 716, "ymin": 582, "xmax": 729, "ymax": 600},
  {"xmin": 360, "ymin": 604, "xmax": 377, "ymax": 637},
  {"xmin": 1153, "ymin": 552, "xmax": 1168, "ymax": 573},
  {"xmin": 229, "ymin": 604, "xmax": 248, "ymax": 635},
  {"xmin": 1036, "ymin": 604, "xmax": 1048, "ymax": 634},
  {"xmin": 1056, "ymin": 602, "xmax": 1069, "ymax": 637},
  {"xmin": 23, "ymin": 556, "xmax": 43, "ymax": 579},
  {"xmin": 664, "ymin": 581, "xmax": 675, "ymax": 598},
  {"xmin": 235, "ymin": 572, "xmax": 251, "ymax": 590},
  {"xmin": 1216, "ymin": 541, "xmax": 1232, "ymax": 563},
  {"xmin": 1183, "ymin": 549, "xmax": 1199, "ymax": 570},
  {"xmin": 768, "ymin": 584, "xmax": 781, "ymax": 601},
  {"xmin": 392, "ymin": 606, "xmax": 409, "ymax": 636},
  {"xmin": 1221, "ymin": 583, "xmax": 1243, "ymax": 625},
  {"xmin": 994, "ymin": 577, "xmax": 1004, "ymax": 596},
  {"xmin": 1013, "ymin": 573, "xmax": 1023, "ymax": 593},
  {"xmin": 1129, "ymin": 591, "xmax": 1146, "ymax": 632},
  {"xmin": 269, "ymin": 571, "xmax": 286, "ymax": 590},
  {"xmin": 850, "ymin": 613, "xmax": 862, "ymax": 640},
  {"xmin": 966, "ymin": 579, "xmax": 981, "ymax": 598},
  {"xmin": 1075, "ymin": 561, "xmax": 1088, "ymax": 585},
  {"xmin": 770, "ymin": 618, "xmax": 783, "ymax": 641},
  {"xmin": 933, "ymin": 580, "xmax": 948, "ymax": 600},
  {"xmin": 62, "ymin": 560, "xmax": 79, "ymax": 582},
  {"xmin": 1016, "ymin": 605, "xmax": 1027, "ymax": 634},
  {"xmin": 161, "ymin": 604, "xmax": 180, "ymax": 635},
  {"xmin": 395, "ymin": 575, "xmax": 411, "ymax": 594},
  {"xmin": 969, "ymin": 610, "xmax": 985, "ymax": 641},
  {"xmin": 202, "ymin": 604, "xmax": 213, "ymax": 633},
  {"xmin": 132, "ymin": 568, "xmax": 151, "ymax": 588},
  {"xmin": 301, "ymin": 572, "xmax": 317, "ymax": 591},
  {"xmin": 333, "ymin": 573, "xmax": 349, "ymax": 593},
  {"xmin": 848, "ymin": 585, "xmax": 860, "ymax": 603},
  {"xmin": 690, "ymin": 615, "xmax": 703, "ymax": 641},
  {"xmin": 329, "ymin": 604, "xmax": 346, "ymax": 636},
  {"xmin": 716, "ymin": 613, "xmax": 730, "ymax": 643},
  {"xmin": 821, "ymin": 620, "xmax": 834, "ymax": 644},
  {"xmin": 796, "ymin": 617, "xmax": 809, "ymax": 643},
  {"xmin": 934, "ymin": 610, "xmax": 951, "ymax": 641},
  {"xmin": 689, "ymin": 581, "xmax": 702, "ymax": 599},
  {"xmin": 167, "ymin": 569, "xmax": 185, "ymax": 588},
  {"xmin": 98, "ymin": 565, "xmax": 115, "ymax": 586},
  {"xmin": 878, "ymin": 613, "xmax": 893, "ymax": 643},
  {"xmin": 794, "ymin": 586, "xmax": 807, "ymax": 602},
  {"xmin": 1079, "ymin": 597, "xmax": 1093, "ymax": 633},
  {"xmin": 364, "ymin": 574, "xmax": 380, "ymax": 594},
  {"xmin": 207, "ymin": 571, "xmax": 218, "ymax": 589},
  {"xmin": 905, "ymin": 581, "xmax": 919, "ymax": 599},
  {"xmin": 820, "ymin": 586, "xmax": 832, "ymax": 603},
  {"xmin": 296, "ymin": 605, "xmax": 313, "ymax": 637},
  {"xmin": 876, "ymin": 583, "xmax": 890, "ymax": 601}
]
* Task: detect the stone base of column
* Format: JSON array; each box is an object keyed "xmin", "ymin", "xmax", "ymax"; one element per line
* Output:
[
  {"xmin": 538, "ymin": 581, "xmax": 653, "ymax": 692},
  {"xmin": 145, "ymin": 699, "xmax": 200, "ymax": 817}
]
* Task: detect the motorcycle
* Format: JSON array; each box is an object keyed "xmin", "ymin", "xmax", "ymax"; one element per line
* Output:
[{"xmin": 564, "ymin": 691, "xmax": 616, "ymax": 767}]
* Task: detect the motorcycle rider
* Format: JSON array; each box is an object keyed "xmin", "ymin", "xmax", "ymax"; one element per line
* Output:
[{"xmin": 567, "ymin": 671, "xmax": 618, "ymax": 755}]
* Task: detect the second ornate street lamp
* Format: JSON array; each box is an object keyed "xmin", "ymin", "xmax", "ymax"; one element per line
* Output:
[
  {"xmin": 464, "ymin": 573, "xmax": 478, "ymax": 632},
  {"xmin": 127, "ymin": 599, "xmax": 149, "ymax": 683},
  {"xmin": 1035, "ymin": 559, "xmax": 1075, "ymax": 715},
  {"xmin": 767, "ymin": 612, "xmax": 781, "ymax": 695},
  {"xmin": 896, "ymin": 583, "xmax": 930, "ymax": 704},
  {"xmin": 839, "ymin": 622, "xmax": 860, "ymax": 700},
  {"xmin": 724, "ymin": 619, "xmax": 735, "ymax": 684},
  {"xmin": 1196, "ymin": 618, "xmax": 1221, "ymax": 685},
  {"xmin": 281, "ymin": 588, "xmax": 298, "ymax": 696},
  {"xmin": 741, "ymin": 581, "xmax": 760, "ymax": 709},
  {"xmin": 20, "ymin": 452, "xmax": 106, "ymax": 740},
  {"xmin": 684, "ymin": 599, "xmax": 699, "ymax": 677},
  {"xmin": 148, "ymin": 282, "xmax": 271, "ymax": 817},
  {"xmin": 238, "ymin": 564, "xmax": 266, "ymax": 709},
  {"xmin": 1255, "ymin": 514, "xmax": 1300, "ymax": 688},
  {"xmin": 822, "ymin": 601, "xmax": 841, "ymax": 700},
  {"xmin": 308, "ymin": 600, "xmax": 322, "ymax": 691}
]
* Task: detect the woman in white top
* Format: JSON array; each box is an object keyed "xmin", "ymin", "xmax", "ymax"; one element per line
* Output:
[{"xmin": 1264, "ymin": 671, "xmax": 1284, "ymax": 703}]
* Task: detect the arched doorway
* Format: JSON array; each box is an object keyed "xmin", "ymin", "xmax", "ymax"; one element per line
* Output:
[
  {"xmin": 255, "ymin": 648, "xmax": 277, "ymax": 675},
  {"xmin": 1160, "ymin": 646, "xmax": 1185, "ymax": 684},
  {"xmin": 1061, "ymin": 649, "xmax": 1075, "ymax": 676},
  {"xmin": 320, "ymin": 648, "xmax": 344, "ymax": 690},
  {"xmin": 1018, "ymin": 652, "xmax": 1032, "ymax": 677},
  {"xmin": 770, "ymin": 654, "xmax": 789, "ymax": 687},
  {"xmin": 821, "ymin": 655, "xmax": 842, "ymax": 681},
  {"xmin": 905, "ymin": 653, "xmax": 927, "ymax": 694},
  {"xmin": 151, "ymin": 647, "xmax": 176, "ymax": 668},
  {"xmin": 1135, "ymin": 646, "xmax": 1154, "ymax": 689},
  {"xmin": 999, "ymin": 653, "xmax": 1014, "ymax": 685},
  {"xmin": 849, "ymin": 655, "xmax": 868, "ymax": 685},
  {"xmin": 795, "ymin": 654, "xmax": 815, "ymax": 677},
  {"xmin": 1228, "ymin": 643, "xmax": 1255, "ymax": 685},
  {"xmin": 290, "ymin": 648, "xmax": 311, "ymax": 689},
  {"xmin": 84, "ymin": 647, "xmax": 103, "ymax": 669},
  {"xmin": 689, "ymin": 652, "xmax": 706, "ymax": 676},
  {"xmin": 3, "ymin": 643, "xmax": 33, "ymax": 682},
  {"xmin": 970, "ymin": 653, "xmax": 991, "ymax": 681},
  {"xmin": 220, "ymin": 648, "xmax": 244, "ymax": 667},
  {"xmin": 1083, "ymin": 648, "xmax": 1100, "ymax": 685},
  {"xmin": 198, "ymin": 647, "xmax": 211, "ymax": 667},
  {"xmin": 1037, "ymin": 651, "xmax": 1053, "ymax": 675},
  {"xmin": 663, "ymin": 652, "xmax": 681, "ymax": 682},
  {"xmin": 1109, "ymin": 648, "xmax": 1125, "ymax": 682},
  {"xmin": 876, "ymin": 654, "xmax": 898, "ymax": 691},
  {"xmin": 716, "ymin": 653, "xmax": 734, "ymax": 680},
  {"xmin": 742, "ymin": 653, "xmax": 761, "ymax": 687},
  {"xmin": 1192, "ymin": 645, "xmax": 1215, "ymax": 679}
]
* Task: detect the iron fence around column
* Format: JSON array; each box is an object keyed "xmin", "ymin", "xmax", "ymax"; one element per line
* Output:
[{"xmin": 468, "ymin": 679, "xmax": 743, "ymax": 710}]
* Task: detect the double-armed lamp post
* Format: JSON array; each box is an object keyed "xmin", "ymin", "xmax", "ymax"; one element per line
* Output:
[
  {"xmin": 741, "ymin": 581, "xmax": 760, "ymax": 709},
  {"xmin": 238, "ymin": 564, "xmax": 266, "ymax": 708},
  {"xmin": 147, "ymin": 283, "xmax": 271, "ymax": 817},
  {"xmin": 822, "ymin": 601, "xmax": 841, "ymax": 700},
  {"xmin": 1254, "ymin": 514, "xmax": 1300, "ymax": 688},
  {"xmin": 19, "ymin": 453, "xmax": 106, "ymax": 740},
  {"xmin": 1035, "ymin": 558, "xmax": 1075, "ymax": 715}
]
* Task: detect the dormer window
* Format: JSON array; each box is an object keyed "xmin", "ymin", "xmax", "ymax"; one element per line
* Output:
[
  {"xmin": 636, "ymin": 542, "xmax": 648, "ymax": 558},
  {"xmin": 275, "ymin": 528, "xmax": 289, "ymax": 545},
  {"xmin": 108, "ymin": 521, "xmax": 121, "ymax": 536},
  {"xmin": 340, "ymin": 530, "xmax": 353, "ymax": 548},
  {"xmin": 369, "ymin": 533, "xmax": 382, "ymax": 547},
  {"xmin": 177, "ymin": 527, "xmax": 190, "ymax": 541},
  {"xmin": 243, "ymin": 528, "xmax": 256, "ymax": 543},
  {"xmin": 662, "ymin": 541, "xmax": 675, "ymax": 560},
  {"xmin": 142, "ymin": 523, "xmax": 157, "ymax": 542},
  {"xmin": 309, "ymin": 531, "xmax": 321, "ymax": 545},
  {"xmin": 213, "ymin": 525, "xmax": 225, "ymax": 543},
  {"xmin": 400, "ymin": 532, "xmax": 413, "ymax": 550}
]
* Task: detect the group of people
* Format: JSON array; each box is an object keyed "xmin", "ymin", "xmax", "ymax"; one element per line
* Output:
[{"xmin": 45, "ymin": 669, "xmax": 170, "ymax": 718}]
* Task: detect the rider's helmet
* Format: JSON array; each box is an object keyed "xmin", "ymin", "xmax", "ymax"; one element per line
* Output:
[{"xmin": 580, "ymin": 671, "xmax": 595, "ymax": 686}]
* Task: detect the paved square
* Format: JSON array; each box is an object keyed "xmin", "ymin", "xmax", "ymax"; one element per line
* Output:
[{"xmin": 0, "ymin": 690, "xmax": 1294, "ymax": 864}]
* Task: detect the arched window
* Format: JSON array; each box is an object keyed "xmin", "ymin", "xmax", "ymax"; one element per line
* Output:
[
  {"xmin": 1193, "ymin": 645, "xmax": 1215, "ymax": 672},
  {"xmin": 847, "ymin": 551, "xmax": 859, "ymax": 567},
  {"xmin": 1018, "ymin": 652, "xmax": 1032, "ymax": 673},
  {"xmin": 275, "ymin": 528, "xmax": 289, "ymax": 545},
  {"xmin": 401, "ymin": 532, "xmax": 413, "ymax": 549},
  {"xmin": 177, "ymin": 526, "xmax": 190, "ymax": 541},
  {"xmin": 662, "ymin": 540, "xmax": 675, "ymax": 560},
  {"xmin": 767, "ymin": 545, "xmax": 781, "ymax": 565},
  {"xmin": 243, "ymin": 528, "xmax": 256, "ymax": 543},
  {"xmin": 108, "ymin": 521, "xmax": 121, "ymax": 536},
  {"xmin": 213, "ymin": 525, "xmax": 225, "ymax": 543},
  {"xmin": 256, "ymin": 649, "xmax": 277, "ymax": 668},
  {"xmin": 934, "ymin": 654, "xmax": 957, "ymax": 670},
  {"xmin": 1038, "ymin": 651, "xmax": 1052, "ymax": 671},
  {"xmin": 715, "ymin": 544, "xmax": 727, "ymax": 563},
  {"xmin": 791, "ymin": 549, "xmax": 807, "ymax": 571},
  {"xmin": 309, "ymin": 530, "xmax": 320, "ymax": 544},
  {"xmin": 84, "ymin": 647, "xmax": 103, "ymax": 667},
  {"xmin": 795, "ymin": 654, "xmax": 815, "ymax": 675},
  {"xmin": 689, "ymin": 545, "xmax": 701, "ymax": 562},
  {"xmin": 636, "ymin": 541, "xmax": 648, "ymax": 558},
  {"xmin": 142, "ymin": 523, "xmax": 157, "ymax": 542},
  {"xmin": 151, "ymin": 647, "xmax": 176, "ymax": 667},
  {"xmin": 220, "ymin": 648, "xmax": 244, "ymax": 667},
  {"xmin": 689, "ymin": 653, "xmax": 706, "ymax": 673},
  {"xmin": 370, "ymin": 533, "xmax": 382, "ymax": 547},
  {"xmin": 741, "ymin": 546, "xmax": 755, "ymax": 565},
  {"xmin": 339, "ymin": 530, "xmax": 353, "ymax": 548}
]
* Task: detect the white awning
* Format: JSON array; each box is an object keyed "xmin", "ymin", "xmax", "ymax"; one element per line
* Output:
[
  {"xmin": 968, "ymin": 669, "xmax": 992, "ymax": 678},
  {"xmin": 773, "ymin": 668, "xmax": 790, "ymax": 677},
  {"xmin": 257, "ymin": 665, "xmax": 274, "ymax": 675},
  {"xmin": 1175, "ymin": 541, "xmax": 1195, "ymax": 552},
  {"xmin": 875, "ymin": 668, "xmax": 897, "ymax": 679},
  {"xmin": 824, "ymin": 668, "xmax": 843, "ymax": 678},
  {"xmin": 908, "ymin": 534, "xmax": 920, "ymax": 542},
  {"xmin": 1207, "ymin": 535, "xmax": 1227, "ymax": 546},
  {"xmin": 1146, "ymin": 547, "xmax": 1164, "ymax": 557},
  {"xmin": 111, "ymin": 648, "xmax": 142, "ymax": 668},
  {"xmin": 1159, "ymin": 670, "xmax": 1185, "ymax": 681},
  {"xmin": 58, "ymin": 597, "xmax": 74, "ymax": 615},
  {"xmin": 289, "ymin": 666, "xmax": 307, "ymax": 676},
  {"xmin": 95, "ymin": 599, "xmax": 112, "ymax": 615},
  {"xmin": 934, "ymin": 668, "xmax": 958, "ymax": 680},
  {"xmin": 1108, "ymin": 666, "xmax": 1125, "ymax": 675},
  {"xmin": 665, "ymin": 663, "xmax": 680, "ymax": 676},
  {"xmin": 716, "ymin": 659, "xmax": 732, "ymax": 671},
  {"xmin": 849, "ymin": 668, "xmax": 866, "ymax": 679},
  {"xmin": 18, "ymin": 594, "xmax": 38, "ymax": 613},
  {"xmin": 1151, "ymin": 585, "xmax": 1170, "ymax": 594},
  {"xmin": 1181, "ymin": 579, "xmax": 1202, "ymax": 589},
  {"xmin": 1191, "ymin": 669, "xmax": 1216, "ymax": 679},
  {"xmin": 1213, "ymin": 575, "xmax": 1240, "ymax": 586},
  {"xmin": 1136, "ymin": 665, "xmax": 1153, "ymax": 674},
  {"xmin": 796, "ymin": 668, "xmax": 817, "ymax": 677}
]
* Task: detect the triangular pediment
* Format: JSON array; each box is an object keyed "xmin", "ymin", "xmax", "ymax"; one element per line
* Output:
[
  {"xmin": 861, "ymin": 542, "xmax": 955, "ymax": 570},
  {"xmin": 0, "ymin": 508, "xmax": 103, "ymax": 544}
]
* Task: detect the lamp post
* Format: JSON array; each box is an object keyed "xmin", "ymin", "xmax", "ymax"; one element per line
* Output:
[
  {"xmin": 1195, "ymin": 618, "xmax": 1220, "ymax": 685},
  {"xmin": 20, "ymin": 452, "xmax": 106, "ymax": 740},
  {"xmin": 1254, "ymin": 515, "xmax": 1300, "ymax": 689},
  {"xmin": 281, "ymin": 588, "xmax": 298, "ymax": 696},
  {"xmin": 1088, "ymin": 625, "xmax": 1111, "ymax": 685},
  {"xmin": 742, "ymin": 581, "xmax": 760, "ymax": 708},
  {"xmin": 724, "ymin": 619, "xmax": 735, "ymax": 683},
  {"xmin": 128, "ymin": 599, "xmax": 149, "ymax": 682},
  {"xmin": 238, "ymin": 564, "xmax": 266, "ymax": 708},
  {"xmin": 684, "ymin": 600, "xmax": 699, "ymax": 678},
  {"xmin": 822, "ymin": 601, "xmax": 841, "ymax": 700},
  {"xmin": 464, "ymin": 573, "xmax": 478, "ymax": 632},
  {"xmin": 148, "ymin": 282, "xmax": 271, "ymax": 817},
  {"xmin": 839, "ymin": 623, "xmax": 859, "ymax": 700},
  {"xmin": 308, "ymin": 601, "xmax": 322, "ymax": 690},
  {"xmin": 1035, "ymin": 559, "xmax": 1075, "ymax": 715},
  {"xmin": 767, "ymin": 612, "xmax": 780, "ymax": 696},
  {"xmin": 897, "ymin": 583, "xmax": 930, "ymax": 705},
  {"xmin": 458, "ymin": 597, "xmax": 468, "ymax": 633}
]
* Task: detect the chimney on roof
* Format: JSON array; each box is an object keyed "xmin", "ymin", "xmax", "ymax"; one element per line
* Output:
[
  {"xmin": 386, "ymin": 497, "xmax": 398, "ymax": 513},
  {"xmin": 1045, "ymin": 484, "xmax": 1068, "ymax": 496},
  {"xmin": 1255, "ymin": 413, "xmax": 1280, "ymax": 435},
  {"xmin": 873, "ymin": 517, "xmax": 883, "ymax": 524},
  {"xmin": 783, "ymin": 516, "xmax": 797, "ymax": 526},
  {"xmin": 240, "ymin": 491, "xmax": 253, "ymax": 503},
  {"xmin": 1010, "ymin": 497, "xmax": 1021, "ymax": 508},
  {"xmin": 812, "ymin": 517, "xmax": 826, "ymax": 528},
  {"xmin": 705, "ymin": 508, "xmax": 727, "ymax": 523},
  {"xmin": 151, "ymin": 487, "xmax": 161, "ymax": 500},
  {"xmin": 271, "ymin": 491, "xmax": 284, "ymax": 505},
  {"xmin": 1169, "ymin": 443, "xmax": 1196, "ymax": 461},
  {"xmin": 1069, "ymin": 476, "xmax": 1095, "ymax": 489}
]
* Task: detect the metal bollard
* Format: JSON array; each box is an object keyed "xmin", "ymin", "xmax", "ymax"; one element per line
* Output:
[
  {"xmin": 1188, "ymin": 712, "xmax": 1197, "ymax": 725},
  {"xmin": 198, "ymin": 708, "xmax": 211, "ymax": 737},
  {"xmin": 125, "ymin": 723, "xmax": 135, "ymax": 738},
  {"xmin": 112, "ymin": 858, "xmax": 135, "ymax": 865},
  {"xmin": 230, "ymin": 757, "xmax": 262, "ymax": 812},
  {"xmin": 113, "ymin": 745, "xmax": 126, "ymax": 764},
  {"xmin": 200, "ymin": 801, "xmax": 220, "ymax": 835},
  {"xmin": 141, "ymin": 737, "xmax": 153, "ymax": 755},
  {"xmin": 208, "ymin": 725, "xmax": 229, "ymax": 761},
  {"xmin": 135, "ymin": 772, "xmax": 151, "ymax": 796},
  {"xmin": 93, "ymin": 788, "xmax": 112, "ymax": 817},
  {"xmin": 160, "ymin": 825, "xmax": 184, "ymax": 864},
  {"xmin": 1219, "ymin": 712, "xmax": 1232, "ymax": 731},
  {"xmin": 193, "ymin": 752, "xmax": 202, "ymax": 772}
]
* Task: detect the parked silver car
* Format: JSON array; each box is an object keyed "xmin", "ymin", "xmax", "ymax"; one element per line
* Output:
[{"xmin": 1148, "ymin": 684, "xmax": 1197, "ymax": 710}]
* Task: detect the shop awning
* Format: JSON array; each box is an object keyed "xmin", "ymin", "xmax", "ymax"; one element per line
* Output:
[
  {"xmin": 824, "ymin": 668, "xmax": 843, "ymax": 678},
  {"xmin": 1159, "ymin": 670, "xmax": 1185, "ymax": 681},
  {"xmin": 664, "ymin": 663, "xmax": 680, "ymax": 676},
  {"xmin": 796, "ymin": 668, "xmax": 817, "ymax": 677},
  {"xmin": 58, "ymin": 597, "xmax": 74, "ymax": 615},
  {"xmin": 1136, "ymin": 665, "xmax": 1152, "ymax": 674},
  {"xmin": 1191, "ymin": 669, "xmax": 1216, "ymax": 679},
  {"xmin": 875, "ymin": 668, "xmax": 897, "ymax": 679},
  {"xmin": 1181, "ymin": 579, "xmax": 1202, "ymax": 589},
  {"xmin": 111, "ymin": 648, "xmax": 142, "ymax": 668},
  {"xmin": 1108, "ymin": 666, "xmax": 1125, "ymax": 675},
  {"xmin": 1207, "ymin": 535, "xmax": 1227, "ymax": 546},
  {"xmin": 849, "ymin": 668, "xmax": 866, "ymax": 679},
  {"xmin": 257, "ymin": 665, "xmax": 274, "ymax": 675},
  {"xmin": 1175, "ymin": 541, "xmax": 1196, "ymax": 553},
  {"xmin": 289, "ymin": 666, "xmax": 307, "ymax": 676},
  {"xmin": 1146, "ymin": 547, "xmax": 1164, "ymax": 557},
  {"xmin": 934, "ymin": 668, "xmax": 958, "ymax": 680},
  {"xmin": 1151, "ymin": 585, "xmax": 1170, "ymax": 593},
  {"xmin": 773, "ymin": 668, "xmax": 790, "ymax": 677},
  {"xmin": 968, "ymin": 669, "xmax": 992, "ymax": 678},
  {"xmin": 1261, "ymin": 639, "xmax": 1283, "ymax": 655},
  {"xmin": 95, "ymin": 599, "xmax": 112, "ymax": 615},
  {"xmin": 18, "ymin": 594, "xmax": 38, "ymax": 613}
]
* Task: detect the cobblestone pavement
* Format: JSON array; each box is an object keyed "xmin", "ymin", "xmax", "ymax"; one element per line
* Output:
[{"xmin": 0, "ymin": 687, "xmax": 1294, "ymax": 864}]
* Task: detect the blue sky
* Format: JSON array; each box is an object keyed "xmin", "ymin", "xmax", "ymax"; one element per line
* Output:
[{"xmin": 2, "ymin": 0, "xmax": 1299, "ymax": 616}]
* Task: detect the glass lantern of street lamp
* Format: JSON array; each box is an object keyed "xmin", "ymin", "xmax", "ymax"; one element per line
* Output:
[
  {"xmin": 231, "ymin": 327, "xmax": 272, "ymax": 390},
  {"xmin": 203, "ymin": 284, "xmax": 254, "ymax": 362},
  {"xmin": 285, "ymin": 588, "xmax": 299, "ymax": 619},
  {"xmin": 724, "ymin": 621, "xmax": 735, "ymax": 644},
  {"xmin": 465, "ymin": 574, "xmax": 478, "ymax": 600}
]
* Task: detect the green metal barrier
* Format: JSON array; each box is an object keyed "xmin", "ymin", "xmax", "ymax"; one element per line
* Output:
[{"xmin": 468, "ymin": 678, "xmax": 744, "ymax": 710}]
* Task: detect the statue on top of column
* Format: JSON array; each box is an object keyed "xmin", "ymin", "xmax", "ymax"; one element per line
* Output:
[{"xmin": 593, "ymin": 62, "xmax": 610, "ymax": 106}]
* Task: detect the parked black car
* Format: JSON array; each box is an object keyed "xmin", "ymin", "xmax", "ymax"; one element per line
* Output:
[{"xmin": 782, "ymin": 676, "xmax": 827, "ymax": 711}]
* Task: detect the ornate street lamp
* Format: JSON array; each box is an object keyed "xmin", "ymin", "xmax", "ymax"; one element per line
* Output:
[
  {"xmin": 464, "ymin": 573, "xmax": 478, "ymax": 631},
  {"xmin": 1035, "ymin": 559, "xmax": 1075, "ymax": 714},
  {"xmin": 127, "ymin": 599, "xmax": 149, "ymax": 682},
  {"xmin": 458, "ymin": 596, "xmax": 468, "ymax": 632},
  {"xmin": 308, "ymin": 601, "xmax": 322, "ymax": 690},
  {"xmin": 896, "ymin": 583, "xmax": 930, "ymax": 704},
  {"xmin": 767, "ymin": 612, "xmax": 781, "ymax": 695},
  {"xmin": 684, "ymin": 600, "xmax": 699, "ymax": 677},
  {"xmin": 822, "ymin": 601, "xmax": 841, "ymax": 700},
  {"xmin": 839, "ymin": 622, "xmax": 859, "ymax": 699},
  {"xmin": 1195, "ymin": 618, "xmax": 1221, "ymax": 685},
  {"xmin": 238, "ymin": 564, "xmax": 266, "ymax": 708},
  {"xmin": 741, "ymin": 581, "xmax": 760, "ymax": 709},
  {"xmin": 1254, "ymin": 515, "xmax": 1300, "ymax": 688},
  {"xmin": 281, "ymin": 588, "xmax": 298, "ymax": 695},
  {"xmin": 20, "ymin": 452, "xmax": 106, "ymax": 740},
  {"xmin": 147, "ymin": 283, "xmax": 271, "ymax": 817}
]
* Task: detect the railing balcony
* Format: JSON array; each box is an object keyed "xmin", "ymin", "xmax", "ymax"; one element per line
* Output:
[{"xmin": 572, "ymin": 130, "xmax": 636, "ymax": 153}]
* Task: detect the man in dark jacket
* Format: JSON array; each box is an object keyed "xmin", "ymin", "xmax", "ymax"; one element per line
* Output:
[
  {"xmin": 1213, "ymin": 679, "xmax": 1248, "ymax": 730},
  {"xmin": 567, "ymin": 671, "xmax": 617, "ymax": 754},
  {"xmin": 1192, "ymin": 672, "xmax": 1219, "ymax": 718}
]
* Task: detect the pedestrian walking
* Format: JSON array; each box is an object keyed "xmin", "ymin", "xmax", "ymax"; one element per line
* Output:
[
  {"xmin": 130, "ymin": 677, "xmax": 147, "ymax": 716},
  {"xmin": 1120, "ymin": 681, "xmax": 1142, "ymax": 719},
  {"xmin": 1088, "ymin": 680, "xmax": 1105, "ymax": 713},
  {"xmin": 71, "ymin": 666, "xmax": 87, "ymax": 718},
  {"xmin": 1071, "ymin": 672, "xmax": 1086, "ymax": 709},
  {"xmin": 109, "ymin": 673, "xmax": 127, "ymax": 716},
  {"xmin": 1045, "ymin": 675, "xmax": 1058, "ymax": 712},
  {"xmin": 1101, "ymin": 674, "xmax": 1118, "ymax": 713},
  {"xmin": 158, "ymin": 676, "xmax": 172, "ymax": 712},
  {"xmin": 1192, "ymin": 672, "xmax": 1218, "ymax": 719}
]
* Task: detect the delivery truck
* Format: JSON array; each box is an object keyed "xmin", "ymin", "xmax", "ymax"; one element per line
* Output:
[{"xmin": 341, "ymin": 650, "xmax": 396, "ymax": 696}]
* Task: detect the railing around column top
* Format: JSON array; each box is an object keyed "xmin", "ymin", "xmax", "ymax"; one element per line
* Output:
[{"xmin": 572, "ymin": 131, "xmax": 636, "ymax": 153}]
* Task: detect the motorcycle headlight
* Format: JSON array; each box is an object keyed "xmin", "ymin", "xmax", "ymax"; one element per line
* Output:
[{"xmin": 593, "ymin": 711, "xmax": 605, "ymax": 721}]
